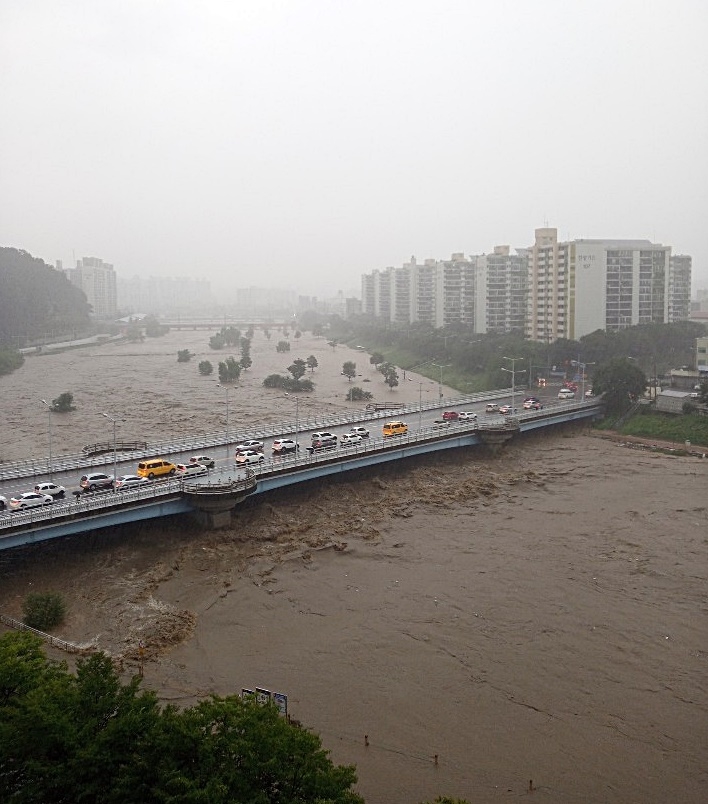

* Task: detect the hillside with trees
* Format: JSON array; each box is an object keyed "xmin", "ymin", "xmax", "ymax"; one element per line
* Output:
[{"xmin": 0, "ymin": 247, "xmax": 91, "ymax": 347}]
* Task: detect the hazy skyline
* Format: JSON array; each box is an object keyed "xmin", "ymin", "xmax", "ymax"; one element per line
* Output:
[{"xmin": 2, "ymin": 1, "xmax": 706, "ymax": 296}]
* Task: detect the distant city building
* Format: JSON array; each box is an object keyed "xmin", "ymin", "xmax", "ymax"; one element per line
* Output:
[
  {"xmin": 360, "ymin": 228, "xmax": 691, "ymax": 341},
  {"xmin": 117, "ymin": 275, "xmax": 213, "ymax": 316},
  {"xmin": 65, "ymin": 257, "xmax": 117, "ymax": 319}
]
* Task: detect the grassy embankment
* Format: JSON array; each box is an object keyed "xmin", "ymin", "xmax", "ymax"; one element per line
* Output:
[{"xmin": 596, "ymin": 407, "xmax": 708, "ymax": 447}]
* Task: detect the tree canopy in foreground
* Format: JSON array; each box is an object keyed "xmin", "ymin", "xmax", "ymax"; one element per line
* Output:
[{"xmin": 0, "ymin": 632, "xmax": 362, "ymax": 804}]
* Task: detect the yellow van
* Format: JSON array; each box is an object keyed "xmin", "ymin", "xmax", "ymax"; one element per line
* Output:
[
  {"xmin": 136, "ymin": 459, "xmax": 177, "ymax": 479},
  {"xmin": 382, "ymin": 420, "xmax": 408, "ymax": 437}
]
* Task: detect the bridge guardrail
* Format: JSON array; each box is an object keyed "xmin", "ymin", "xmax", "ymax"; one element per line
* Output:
[
  {"xmin": 0, "ymin": 400, "xmax": 602, "ymax": 534},
  {"xmin": 0, "ymin": 389, "xmax": 516, "ymax": 483}
]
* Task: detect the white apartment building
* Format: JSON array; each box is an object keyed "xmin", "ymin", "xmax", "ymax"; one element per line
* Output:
[
  {"xmin": 67, "ymin": 257, "xmax": 117, "ymax": 318},
  {"xmin": 362, "ymin": 229, "xmax": 690, "ymax": 340}
]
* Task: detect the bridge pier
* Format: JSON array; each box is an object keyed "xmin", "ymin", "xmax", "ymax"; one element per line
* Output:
[
  {"xmin": 478, "ymin": 424, "xmax": 518, "ymax": 455},
  {"xmin": 191, "ymin": 509, "xmax": 233, "ymax": 529}
]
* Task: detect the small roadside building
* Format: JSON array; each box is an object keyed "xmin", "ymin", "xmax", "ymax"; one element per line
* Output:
[{"xmin": 656, "ymin": 389, "xmax": 692, "ymax": 414}]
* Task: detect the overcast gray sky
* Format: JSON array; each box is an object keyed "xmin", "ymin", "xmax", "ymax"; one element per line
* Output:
[{"xmin": 1, "ymin": 0, "xmax": 706, "ymax": 296}]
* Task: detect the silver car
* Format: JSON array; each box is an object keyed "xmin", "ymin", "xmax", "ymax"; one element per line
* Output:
[{"xmin": 9, "ymin": 492, "xmax": 54, "ymax": 510}]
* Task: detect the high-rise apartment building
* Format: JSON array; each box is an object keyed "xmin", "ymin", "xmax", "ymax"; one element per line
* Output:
[
  {"xmin": 361, "ymin": 228, "xmax": 690, "ymax": 340},
  {"xmin": 66, "ymin": 257, "xmax": 117, "ymax": 318}
]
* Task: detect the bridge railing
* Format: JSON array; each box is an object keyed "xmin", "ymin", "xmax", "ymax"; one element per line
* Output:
[
  {"xmin": 0, "ymin": 389, "xmax": 515, "ymax": 482},
  {"xmin": 0, "ymin": 400, "xmax": 602, "ymax": 534}
]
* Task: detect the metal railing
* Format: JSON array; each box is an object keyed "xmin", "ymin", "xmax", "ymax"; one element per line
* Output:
[
  {"xmin": 0, "ymin": 389, "xmax": 515, "ymax": 482},
  {"xmin": 0, "ymin": 613, "xmax": 93, "ymax": 654}
]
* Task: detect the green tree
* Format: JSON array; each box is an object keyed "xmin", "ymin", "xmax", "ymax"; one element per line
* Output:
[
  {"xmin": 306, "ymin": 354, "xmax": 318, "ymax": 372},
  {"xmin": 198, "ymin": 360, "xmax": 213, "ymax": 376},
  {"xmin": 288, "ymin": 358, "xmax": 308, "ymax": 383},
  {"xmin": 346, "ymin": 386, "xmax": 373, "ymax": 401},
  {"xmin": 327, "ymin": 340, "xmax": 338, "ymax": 351},
  {"xmin": 276, "ymin": 340, "xmax": 291, "ymax": 353},
  {"xmin": 22, "ymin": 592, "xmax": 66, "ymax": 630},
  {"xmin": 143, "ymin": 316, "xmax": 169, "ymax": 337},
  {"xmin": 0, "ymin": 347, "xmax": 24, "ymax": 377},
  {"xmin": 218, "ymin": 356, "xmax": 241, "ymax": 383},
  {"xmin": 177, "ymin": 349, "xmax": 193, "ymax": 363},
  {"xmin": 342, "ymin": 361, "xmax": 357, "ymax": 381},
  {"xmin": 592, "ymin": 357, "xmax": 647, "ymax": 413},
  {"xmin": 209, "ymin": 332, "xmax": 225, "ymax": 349},
  {"xmin": 0, "ymin": 634, "xmax": 362, "ymax": 804},
  {"xmin": 51, "ymin": 391, "xmax": 75, "ymax": 412},
  {"xmin": 369, "ymin": 352, "xmax": 385, "ymax": 368},
  {"xmin": 383, "ymin": 364, "xmax": 399, "ymax": 390}
]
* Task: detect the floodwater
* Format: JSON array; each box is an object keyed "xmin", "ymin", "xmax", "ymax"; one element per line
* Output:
[{"xmin": 1, "ymin": 331, "xmax": 706, "ymax": 803}]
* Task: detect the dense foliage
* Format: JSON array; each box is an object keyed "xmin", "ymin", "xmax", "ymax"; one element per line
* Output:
[
  {"xmin": 218, "ymin": 356, "xmax": 242, "ymax": 383},
  {"xmin": 0, "ymin": 247, "xmax": 91, "ymax": 346},
  {"xmin": 198, "ymin": 359, "xmax": 214, "ymax": 375},
  {"xmin": 0, "ymin": 632, "xmax": 363, "ymax": 804},
  {"xmin": 322, "ymin": 316, "xmax": 706, "ymax": 393},
  {"xmin": 0, "ymin": 346, "xmax": 24, "ymax": 376},
  {"xmin": 346, "ymin": 386, "xmax": 373, "ymax": 401},
  {"xmin": 177, "ymin": 349, "xmax": 193, "ymax": 362},
  {"xmin": 50, "ymin": 392, "xmax": 75, "ymax": 412},
  {"xmin": 263, "ymin": 374, "xmax": 314, "ymax": 392},
  {"xmin": 22, "ymin": 592, "xmax": 67, "ymax": 630},
  {"xmin": 592, "ymin": 357, "xmax": 647, "ymax": 413}
]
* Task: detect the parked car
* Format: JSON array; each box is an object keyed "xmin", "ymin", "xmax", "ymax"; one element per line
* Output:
[
  {"xmin": 34, "ymin": 482, "xmax": 66, "ymax": 498},
  {"xmin": 234, "ymin": 440, "xmax": 264, "ymax": 454},
  {"xmin": 114, "ymin": 474, "xmax": 151, "ymax": 490},
  {"xmin": 272, "ymin": 439, "xmax": 299, "ymax": 454},
  {"xmin": 442, "ymin": 411, "xmax": 459, "ymax": 421},
  {"xmin": 80, "ymin": 472, "xmax": 114, "ymax": 492},
  {"xmin": 9, "ymin": 492, "xmax": 54, "ymax": 510},
  {"xmin": 176, "ymin": 463, "xmax": 208, "ymax": 477},
  {"xmin": 235, "ymin": 450, "xmax": 265, "ymax": 465},
  {"xmin": 308, "ymin": 436, "xmax": 338, "ymax": 453},
  {"xmin": 136, "ymin": 459, "xmax": 177, "ymax": 479},
  {"xmin": 522, "ymin": 400, "xmax": 543, "ymax": 410},
  {"xmin": 485, "ymin": 403, "xmax": 500, "ymax": 413},
  {"xmin": 311, "ymin": 431, "xmax": 337, "ymax": 443},
  {"xmin": 340, "ymin": 433, "xmax": 363, "ymax": 446},
  {"xmin": 0, "ymin": 495, "xmax": 8, "ymax": 511},
  {"xmin": 190, "ymin": 455, "xmax": 215, "ymax": 468},
  {"xmin": 457, "ymin": 411, "xmax": 477, "ymax": 421},
  {"xmin": 349, "ymin": 426, "xmax": 370, "ymax": 438}
]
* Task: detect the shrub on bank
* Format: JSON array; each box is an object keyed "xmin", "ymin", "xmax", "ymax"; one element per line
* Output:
[{"xmin": 22, "ymin": 592, "xmax": 67, "ymax": 631}]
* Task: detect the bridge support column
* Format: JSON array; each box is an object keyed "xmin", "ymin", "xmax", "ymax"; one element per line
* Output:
[
  {"xmin": 478, "ymin": 425, "xmax": 517, "ymax": 455},
  {"xmin": 192, "ymin": 509, "xmax": 233, "ymax": 529}
]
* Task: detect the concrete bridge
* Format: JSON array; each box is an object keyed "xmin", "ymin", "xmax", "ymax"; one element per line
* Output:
[{"xmin": 0, "ymin": 400, "xmax": 602, "ymax": 551}]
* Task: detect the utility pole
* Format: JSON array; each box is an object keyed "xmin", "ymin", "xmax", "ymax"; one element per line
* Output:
[
  {"xmin": 501, "ymin": 356, "xmax": 526, "ymax": 417},
  {"xmin": 40, "ymin": 399, "xmax": 53, "ymax": 479}
]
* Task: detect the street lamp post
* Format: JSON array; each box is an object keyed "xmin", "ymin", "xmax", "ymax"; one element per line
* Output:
[
  {"xmin": 431, "ymin": 362, "xmax": 451, "ymax": 400},
  {"xmin": 217, "ymin": 384, "xmax": 231, "ymax": 458},
  {"xmin": 284, "ymin": 392, "xmax": 300, "ymax": 462},
  {"xmin": 101, "ymin": 413, "xmax": 118, "ymax": 491},
  {"xmin": 501, "ymin": 356, "xmax": 526, "ymax": 417},
  {"xmin": 40, "ymin": 399, "xmax": 53, "ymax": 479}
]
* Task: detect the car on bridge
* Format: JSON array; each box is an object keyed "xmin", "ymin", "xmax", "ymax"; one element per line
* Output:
[
  {"xmin": 382, "ymin": 421, "xmax": 408, "ymax": 437},
  {"xmin": 340, "ymin": 433, "xmax": 363, "ymax": 446},
  {"xmin": 80, "ymin": 472, "xmax": 115, "ymax": 492},
  {"xmin": 272, "ymin": 439, "xmax": 299, "ymax": 454},
  {"xmin": 0, "ymin": 495, "xmax": 7, "ymax": 511},
  {"xmin": 442, "ymin": 411, "xmax": 459, "ymax": 421},
  {"xmin": 115, "ymin": 474, "xmax": 151, "ymax": 490},
  {"xmin": 176, "ymin": 463, "xmax": 209, "ymax": 477},
  {"xmin": 485, "ymin": 403, "xmax": 500, "ymax": 413},
  {"xmin": 190, "ymin": 455, "xmax": 215, "ymax": 468},
  {"xmin": 499, "ymin": 405, "xmax": 517, "ymax": 415},
  {"xmin": 9, "ymin": 492, "xmax": 54, "ymax": 510},
  {"xmin": 458, "ymin": 411, "xmax": 477, "ymax": 421},
  {"xmin": 349, "ymin": 426, "xmax": 369, "ymax": 438},
  {"xmin": 136, "ymin": 459, "xmax": 177, "ymax": 479},
  {"xmin": 34, "ymin": 482, "xmax": 66, "ymax": 498},
  {"xmin": 307, "ymin": 436, "xmax": 338, "ymax": 454},
  {"xmin": 522, "ymin": 400, "xmax": 543, "ymax": 410},
  {"xmin": 236, "ymin": 450, "xmax": 265, "ymax": 465},
  {"xmin": 234, "ymin": 440, "xmax": 264, "ymax": 454},
  {"xmin": 558, "ymin": 388, "xmax": 576, "ymax": 400},
  {"xmin": 312, "ymin": 431, "xmax": 337, "ymax": 443}
]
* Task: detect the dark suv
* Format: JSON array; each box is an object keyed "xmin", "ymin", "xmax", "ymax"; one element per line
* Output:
[{"xmin": 307, "ymin": 436, "xmax": 338, "ymax": 454}]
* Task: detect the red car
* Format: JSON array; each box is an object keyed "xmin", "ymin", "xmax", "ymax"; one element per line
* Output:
[{"xmin": 442, "ymin": 411, "xmax": 459, "ymax": 421}]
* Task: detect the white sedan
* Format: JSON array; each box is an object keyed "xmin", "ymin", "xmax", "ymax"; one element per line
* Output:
[
  {"xmin": 235, "ymin": 450, "xmax": 265, "ymax": 465},
  {"xmin": 340, "ymin": 433, "xmax": 363, "ymax": 446},
  {"xmin": 457, "ymin": 411, "xmax": 478, "ymax": 421},
  {"xmin": 9, "ymin": 492, "xmax": 54, "ymax": 510},
  {"xmin": 176, "ymin": 463, "xmax": 208, "ymax": 477},
  {"xmin": 114, "ymin": 474, "xmax": 151, "ymax": 490}
]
